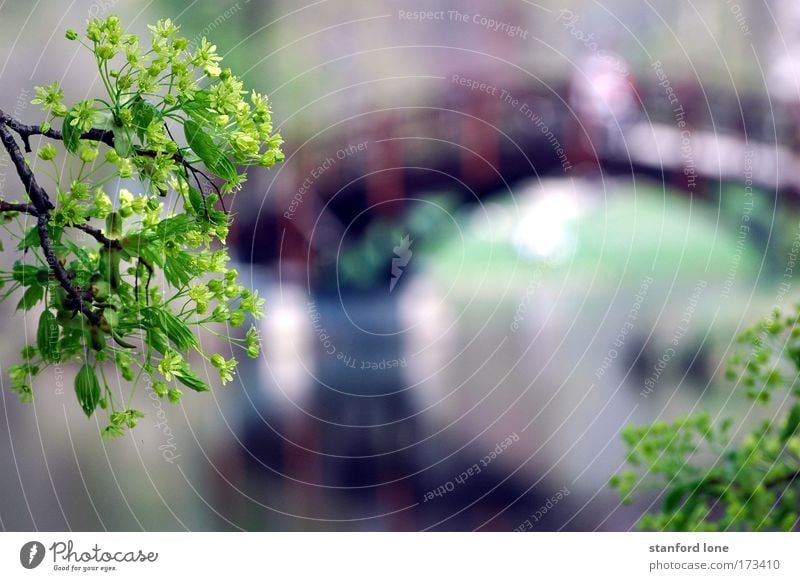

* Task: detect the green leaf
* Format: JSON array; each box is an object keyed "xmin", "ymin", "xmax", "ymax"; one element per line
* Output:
[
  {"xmin": 101, "ymin": 424, "xmax": 124, "ymax": 439},
  {"xmin": 111, "ymin": 331, "xmax": 136, "ymax": 349},
  {"xmin": 155, "ymin": 214, "xmax": 192, "ymax": 239},
  {"xmin": 75, "ymin": 363, "xmax": 101, "ymax": 417},
  {"xmin": 662, "ymin": 485, "xmax": 685, "ymax": 514},
  {"xmin": 62, "ymin": 107, "xmax": 80, "ymax": 153},
  {"xmin": 174, "ymin": 363, "xmax": 209, "ymax": 392},
  {"xmin": 16, "ymin": 284, "xmax": 44, "ymax": 311},
  {"xmin": 211, "ymin": 210, "xmax": 229, "ymax": 226},
  {"xmin": 180, "ymin": 90, "xmax": 214, "ymax": 124},
  {"xmin": 64, "ymin": 240, "xmax": 95, "ymax": 270},
  {"xmin": 113, "ymin": 125, "xmax": 134, "ymax": 157},
  {"xmin": 183, "ymin": 119, "xmax": 237, "ymax": 182},
  {"xmin": 140, "ymin": 307, "xmax": 162, "ymax": 329},
  {"xmin": 121, "ymin": 230, "xmax": 156, "ymax": 258},
  {"xmin": 37, "ymin": 311, "xmax": 59, "ymax": 363},
  {"xmin": 12, "ymin": 261, "xmax": 44, "ymax": 285},
  {"xmin": 780, "ymin": 402, "xmax": 800, "ymax": 442},
  {"xmin": 161, "ymin": 310, "xmax": 198, "ymax": 350},
  {"xmin": 187, "ymin": 186, "xmax": 205, "ymax": 216},
  {"xmin": 164, "ymin": 251, "xmax": 194, "ymax": 288},
  {"xmin": 140, "ymin": 245, "xmax": 165, "ymax": 269},
  {"xmin": 140, "ymin": 307, "xmax": 198, "ymax": 351},
  {"xmin": 145, "ymin": 329, "xmax": 170, "ymax": 354},
  {"xmin": 210, "ymin": 152, "xmax": 236, "ymax": 184},
  {"xmin": 663, "ymin": 478, "xmax": 706, "ymax": 513},
  {"xmin": 17, "ymin": 226, "xmax": 40, "ymax": 251},
  {"xmin": 131, "ymin": 98, "xmax": 161, "ymax": 142}
]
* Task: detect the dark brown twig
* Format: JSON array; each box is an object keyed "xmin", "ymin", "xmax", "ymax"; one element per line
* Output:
[
  {"xmin": 73, "ymin": 222, "xmax": 121, "ymax": 249},
  {"xmin": 0, "ymin": 107, "xmax": 231, "ymax": 325},
  {"xmin": 0, "ymin": 110, "xmax": 99, "ymax": 323},
  {"xmin": 164, "ymin": 123, "xmax": 226, "ymax": 214},
  {"xmin": 0, "ymin": 109, "xmax": 113, "ymax": 152},
  {"xmin": 0, "ymin": 200, "xmax": 37, "ymax": 215}
]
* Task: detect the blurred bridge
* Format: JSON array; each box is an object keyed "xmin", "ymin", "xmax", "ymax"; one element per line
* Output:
[{"xmin": 235, "ymin": 72, "xmax": 800, "ymax": 275}]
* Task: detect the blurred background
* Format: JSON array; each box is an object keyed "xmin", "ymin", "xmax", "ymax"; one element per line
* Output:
[{"xmin": 0, "ymin": 0, "xmax": 798, "ymax": 530}]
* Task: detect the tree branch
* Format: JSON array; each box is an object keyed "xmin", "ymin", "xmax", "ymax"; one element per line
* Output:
[
  {"xmin": 73, "ymin": 222, "xmax": 121, "ymax": 250},
  {"xmin": 0, "ymin": 108, "xmax": 223, "ymax": 207},
  {"xmin": 0, "ymin": 107, "xmax": 223, "ymax": 324},
  {"xmin": 36, "ymin": 213, "xmax": 97, "ymax": 321},
  {"xmin": 0, "ymin": 109, "xmax": 113, "ymax": 152},
  {"xmin": 0, "ymin": 114, "xmax": 54, "ymax": 211},
  {"xmin": 0, "ymin": 200, "xmax": 37, "ymax": 215},
  {"xmin": 0, "ymin": 111, "xmax": 99, "ymax": 324}
]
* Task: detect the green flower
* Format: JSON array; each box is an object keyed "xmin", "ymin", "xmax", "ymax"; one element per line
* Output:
[
  {"xmin": 259, "ymin": 150, "xmax": 278, "ymax": 168},
  {"xmin": 211, "ymin": 304, "xmax": 230, "ymax": 323},
  {"xmin": 232, "ymin": 131, "xmax": 259, "ymax": 157},
  {"xmin": 189, "ymin": 283, "xmax": 212, "ymax": 314},
  {"xmin": 37, "ymin": 143, "xmax": 56, "ymax": 161},
  {"xmin": 209, "ymin": 75, "xmax": 243, "ymax": 114},
  {"xmin": 51, "ymin": 198, "xmax": 84, "ymax": 227},
  {"xmin": 20, "ymin": 346, "xmax": 37, "ymax": 359},
  {"xmin": 246, "ymin": 325, "xmax": 261, "ymax": 358},
  {"xmin": 96, "ymin": 44, "xmax": 117, "ymax": 61},
  {"xmin": 86, "ymin": 19, "xmax": 103, "ymax": 42},
  {"xmin": 189, "ymin": 283, "xmax": 211, "ymax": 302},
  {"xmin": 153, "ymin": 381, "xmax": 168, "ymax": 398},
  {"xmin": 69, "ymin": 180, "xmax": 90, "ymax": 200},
  {"xmin": 158, "ymin": 350, "xmax": 183, "ymax": 382},
  {"xmin": 8, "ymin": 363, "xmax": 35, "ymax": 403},
  {"xmin": 167, "ymin": 388, "xmax": 183, "ymax": 404},
  {"xmin": 117, "ymin": 158, "xmax": 133, "ymax": 178},
  {"xmin": 102, "ymin": 424, "xmax": 124, "ymax": 439},
  {"xmin": 144, "ymin": 119, "xmax": 168, "ymax": 148},
  {"xmin": 229, "ymin": 309, "xmax": 245, "ymax": 327},
  {"xmin": 70, "ymin": 99, "xmax": 101, "ymax": 133},
  {"xmin": 31, "ymin": 82, "xmax": 67, "ymax": 116},
  {"xmin": 215, "ymin": 356, "xmax": 237, "ymax": 385},
  {"xmin": 0, "ymin": 14, "xmax": 287, "ymax": 439},
  {"xmin": 92, "ymin": 189, "xmax": 113, "ymax": 218},
  {"xmin": 241, "ymin": 289, "xmax": 265, "ymax": 319},
  {"xmin": 79, "ymin": 144, "xmax": 99, "ymax": 163},
  {"xmin": 143, "ymin": 202, "xmax": 163, "ymax": 228},
  {"xmin": 148, "ymin": 18, "xmax": 179, "ymax": 39},
  {"xmin": 193, "ymin": 38, "xmax": 222, "ymax": 77}
]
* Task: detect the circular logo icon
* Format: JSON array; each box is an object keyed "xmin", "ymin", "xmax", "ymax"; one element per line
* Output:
[{"xmin": 20, "ymin": 541, "xmax": 46, "ymax": 569}]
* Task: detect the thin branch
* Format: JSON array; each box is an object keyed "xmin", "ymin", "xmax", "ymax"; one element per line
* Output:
[
  {"xmin": 0, "ymin": 114, "xmax": 54, "ymax": 211},
  {"xmin": 0, "ymin": 108, "xmax": 113, "ymax": 152},
  {"xmin": 0, "ymin": 200, "xmax": 37, "ymax": 215},
  {"xmin": 36, "ymin": 214, "xmax": 98, "ymax": 323},
  {"xmin": 72, "ymin": 222, "xmax": 121, "ymax": 250},
  {"xmin": 0, "ymin": 106, "xmax": 230, "ymax": 326},
  {"xmin": 164, "ymin": 122, "xmax": 226, "ymax": 214},
  {"xmin": 192, "ymin": 164, "xmax": 227, "ymax": 213},
  {"xmin": 0, "ymin": 112, "xmax": 99, "ymax": 324},
  {"xmin": 0, "ymin": 107, "xmax": 227, "ymax": 209}
]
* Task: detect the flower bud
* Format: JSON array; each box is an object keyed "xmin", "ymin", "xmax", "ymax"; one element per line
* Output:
[
  {"xmin": 153, "ymin": 381, "xmax": 168, "ymax": 397},
  {"xmin": 229, "ymin": 310, "xmax": 245, "ymax": 327},
  {"xmin": 37, "ymin": 144, "xmax": 56, "ymax": 161},
  {"xmin": 167, "ymin": 388, "xmax": 183, "ymax": 404}
]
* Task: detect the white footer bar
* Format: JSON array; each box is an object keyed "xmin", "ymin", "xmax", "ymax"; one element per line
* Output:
[{"xmin": 1, "ymin": 532, "xmax": 797, "ymax": 579}]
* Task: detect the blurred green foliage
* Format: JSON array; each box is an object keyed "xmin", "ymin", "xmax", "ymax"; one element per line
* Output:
[{"xmin": 613, "ymin": 308, "xmax": 800, "ymax": 531}]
